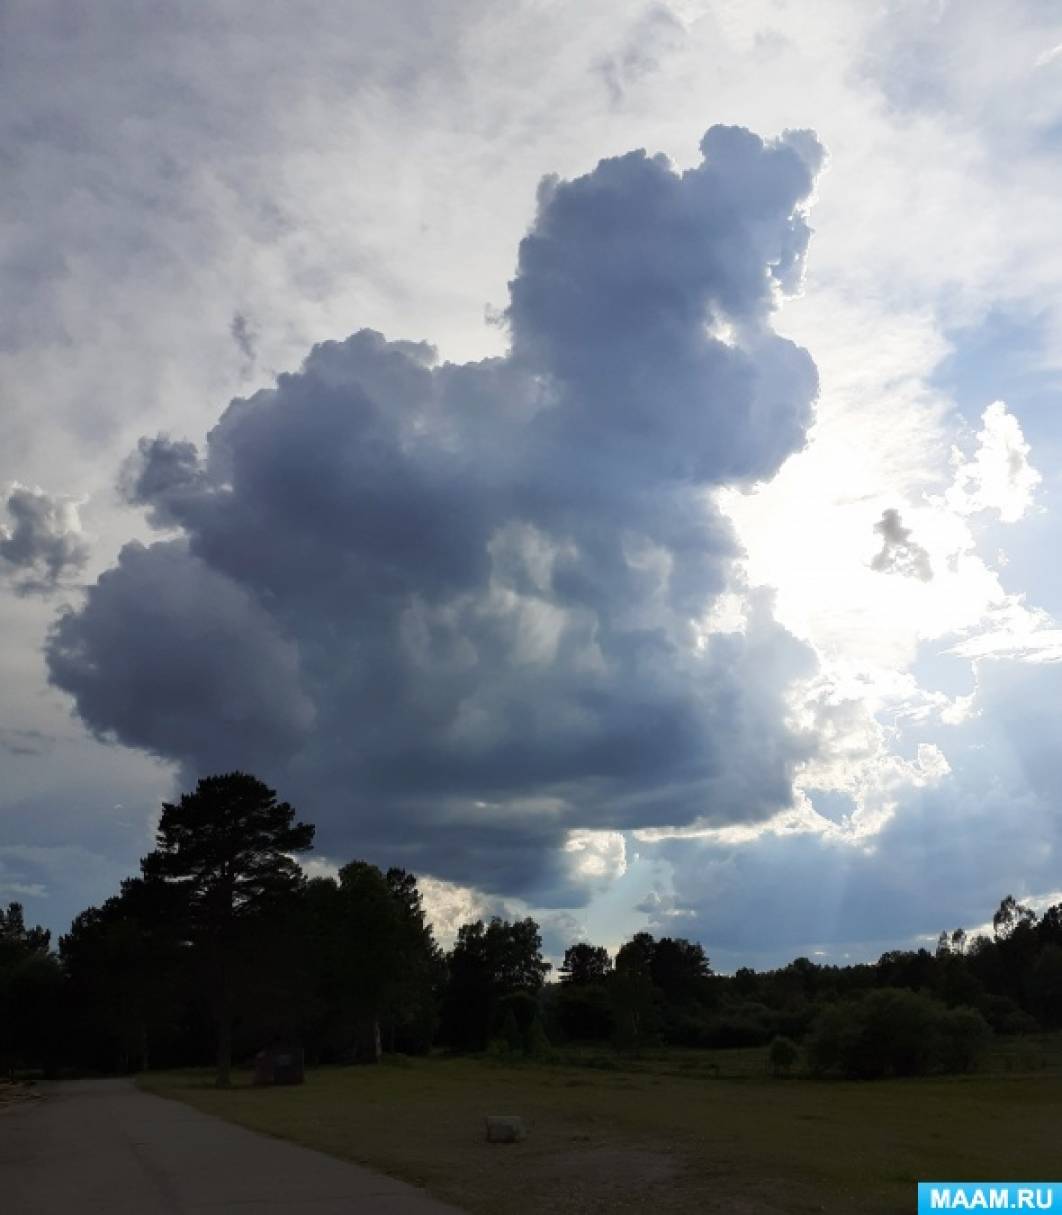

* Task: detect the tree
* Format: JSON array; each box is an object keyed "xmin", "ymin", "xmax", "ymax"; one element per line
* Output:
[
  {"xmin": 60, "ymin": 877, "xmax": 188, "ymax": 1073},
  {"xmin": 382, "ymin": 868, "xmax": 443, "ymax": 1053},
  {"xmin": 1038, "ymin": 904, "xmax": 1062, "ymax": 948},
  {"xmin": 1028, "ymin": 945, "xmax": 1062, "ymax": 1029},
  {"xmin": 0, "ymin": 903, "xmax": 59, "ymax": 1078},
  {"xmin": 992, "ymin": 895, "xmax": 1036, "ymax": 941},
  {"xmin": 555, "ymin": 941, "xmax": 614, "ymax": 1041},
  {"xmin": 560, "ymin": 942, "xmax": 612, "ymax": 985},
  {"xmin": 615, "ymin": 932, "xmax": 656, "ymax": 981},
  {"xmin": 650, "ymin": 937, "xmax": 712, "ymax": 1003},
  {"xmin": 441, "ymin": 918, "xmax": 550, "ymax": 1051},
  {"xmin": 141, "ymin": 772, "xmax": 314, "ymax": 1086},
  {"xmin": 612, "ymin": 932, "xmax": 659, "ymax": 1053},
  {"xmin": 0, "ymin": 903, "xmax": 50, "ymax": 957},
  {"xmin": 311, "ymin": 861, "xmax": 439, "ymax": 1062}
]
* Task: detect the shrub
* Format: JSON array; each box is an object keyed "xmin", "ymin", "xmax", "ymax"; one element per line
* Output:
[
  {"xmin": 807, "ymin": 988, "xmax": 991, "ymax": 1079},
  {"xmin": 701, "ymin": 1002, "xmax": 776, "ymax": 1048},
  {"xmin": 524, "ymin": 1016, "xmax": 552, "ymax": 1059},
  {"xmin": 500, "ymin": 1007, "xmax": 523, "ymax": 1054},
  {"xmin": 768, "ymin": 1035, "xmax": 799, "ymax": 1076},
  {"xmin": 934, "ymin": 1007, "xmax": 991, "ymax": 1073},
  {"xmin": 977, "ymin": 994, "xmax": 1038, "ymax": 1035},
  {"xmin": 552, "ymin": 983, "xmax": 614, "ymax": 1042}
]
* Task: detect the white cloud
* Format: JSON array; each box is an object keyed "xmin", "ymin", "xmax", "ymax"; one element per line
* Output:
[
  {"xmin": 945, "ymin": 401, "xmax": 1041, "ymax": 523},
  {"xmin": 417, "ymin": 875, "xmax": 507, "ymax": 949},
  {"xmin": 564, "ymin": 830, "xmax": 628, "ymax": 883}
]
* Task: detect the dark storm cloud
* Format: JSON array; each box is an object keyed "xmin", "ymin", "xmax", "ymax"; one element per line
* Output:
[
  {"xmin": 118, "ymin": 435, "xmax": 209, "ymax": 528},
  {"xmin": 1, "ymin": 485, "xmax": 89, "ymax": 595},
  {"xmin": 47, "ymin": 126, "xmax": 824, "ymax": 903},
  {"xmin": 47, "ymin": 541, "xmax": 315, "ymax": 770},
  {"xmin": 871, "ymin": 507, "xmax": 932, "ymax": 581}
]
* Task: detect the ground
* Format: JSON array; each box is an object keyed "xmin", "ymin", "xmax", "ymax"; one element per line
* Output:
[
  {"xmin": 0, "ymin": 1078, "xmax": 40, "ymax": 1109},
  {"xmin": 1, "ymin": 1077, "xmax": 461, "ymax": 1214},
  {"xmin": 138, "ymin": 1039, "xmax": 1062, "ymax": 1215}
]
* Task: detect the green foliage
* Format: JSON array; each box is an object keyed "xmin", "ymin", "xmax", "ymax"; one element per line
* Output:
[
  {"xmin": 13, "ymin": 808, "xmax": 1062, "ymax": 1090},
  {"xmin": 935, "ymin": 1007, "xmax": 992, "ymax": 1073},
  {"xmin": 993, "ymin": 895, "xmax": 1036, "ymax": 941},
  {"xmin": 768, "ymin": 1034, "xmax": 799, "ymax": 1076},
  {"xmin": 60, "ymin": 877, "xmax": 189, "ymax": 1072},
  {"xmin": 524, "ymin": 1015, "xmax": 551, "ymax": 1059},
  {"xmin": 0, "ymin": 904, "xmax": 61, "ymax": 1077},
  {"xmin": 560, "ymin": 942, "xmax": 612, "ymax": 985},
  {"xmin": 501, "ymin": 1007, "xmax": 523, "ymax": 1053},
  {"xmin": 807, "ymin": 989, "xmax": 991, "ymax": 1079},
  {"xmin": 139, "ymin": 772, "xmax": 314, "ymax": 1085},
  {"xmin": 441, "ymin": 917, "xmax": 550, "ymax": 1051},
  {"xmin": 552, "ymin": 981, "xmax": 615, "ymax": 1042},
  {"xmin": 1028, "ymin": 945, "xmax": 1062, "ymax": 1028}
]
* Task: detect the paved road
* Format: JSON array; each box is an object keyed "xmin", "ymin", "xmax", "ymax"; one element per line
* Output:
[{"xmin": 0, "ymin": 1078, "xmax": 465, "ymax": 1214}]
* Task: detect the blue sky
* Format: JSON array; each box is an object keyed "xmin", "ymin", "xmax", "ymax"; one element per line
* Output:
[{"xmin": 3, "ymin": 1, "xmax": 1062, "ymax": 969}]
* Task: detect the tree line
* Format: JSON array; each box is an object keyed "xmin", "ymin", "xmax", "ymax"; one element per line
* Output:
[{"xmin": 3, "ymin": 773, "xmax": 1062, "ymax": 1083}]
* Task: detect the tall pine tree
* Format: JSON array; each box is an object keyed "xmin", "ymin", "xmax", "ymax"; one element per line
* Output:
[{"xmin": 141, "ymin": 772, "xmax": 314, "ymax": 1086}]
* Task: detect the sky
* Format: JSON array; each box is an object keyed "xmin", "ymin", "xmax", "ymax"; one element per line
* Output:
[{"xmin": 4, "ymin": 0, "xmax": 1062, "ymax": 970}]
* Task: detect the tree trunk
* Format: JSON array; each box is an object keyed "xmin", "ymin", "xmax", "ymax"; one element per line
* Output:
[
  {"xmin": 353, "ymin": 1014, "xmax": 382, "ymax": 1063},
  {"xmin": 216, "ymin": 1014, "xmax": 232, "ymax": 1087},
  {"xmin": 215, "ymin": 976, "xmax": 233, "ymax": 1087}
]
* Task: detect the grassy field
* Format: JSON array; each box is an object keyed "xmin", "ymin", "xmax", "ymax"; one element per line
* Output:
[{"xmin": 139, "ymin": 1041, "xmax": 1062, "ymax": 1214}]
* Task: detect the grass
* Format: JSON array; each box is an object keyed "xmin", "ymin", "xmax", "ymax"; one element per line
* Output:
[{"xmin": 138, "ymin": 1041, "xmax": 1062, "ymax": 1214}]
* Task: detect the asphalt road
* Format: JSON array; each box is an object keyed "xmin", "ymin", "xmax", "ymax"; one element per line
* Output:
[{"xmin": 0, "ymin": 1078, "xmax": 465, "ymax": 1214}]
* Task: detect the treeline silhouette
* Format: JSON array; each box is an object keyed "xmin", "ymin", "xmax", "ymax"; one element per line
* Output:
[{"xmin": 3, "ymin": 774, "xmax": 1062, "ymax": 1083}]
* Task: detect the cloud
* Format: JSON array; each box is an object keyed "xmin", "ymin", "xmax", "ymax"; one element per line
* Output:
[
  {"xmin": 0, "ymin": 843, "xmax": 135, "ymax": 929},
  {"xmin": 417, "ymin": 875, "xmax": 515, "ymax": 948},
  {"xmin": 47, "ymin": 540, "xmax": 316, "ymax": 772},
  {"xmin": 0, "ymin": 484, "xmax": 90, "ymax": 595},
  {"xmin": 946, "ymin": 401, "xmax": 1040, "ymax": 523},
  {"xmin": 230, "ymin": 313, "xmax": 259, "ymax": 375},
  {"xmin": 118, "ymin": 435, "xmax": 210, "ymax": 528},
  {"xmin": 641, "ymin": 657, "xmax": 1062, "ymax": 968},
  {"xmin": 46, "ymin": 124, "xmax": 824, "ymax": 904},
  {"xmin": 595, "ymin": 4, "xmax": 686, "ymax": 106},
  {"xmin": 871, "ymin": 508, "xmax": 933, "ymax": 582},
  {"xmin": 0, "ymin": 728, "xmax": 54, "ymax": 757}
]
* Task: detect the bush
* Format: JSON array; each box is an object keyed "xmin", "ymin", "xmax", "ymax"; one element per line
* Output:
[
  {"xmin": 934, "ymin": 1007, "xmax": 991, "ymax": 1073},
  {"xmin": 552, "ymin": 983, "xmax": 614, "ymax": 1042},
  {"xmin": 807, "ymin": 989, "xmax": 991, "ymax": 1079},
  {"xmin": 524, "ymin": 1016, "xmax": 552, "ymax": 1059},
  {"xmin": 500, "ymin": 1007, "xmax": 523, "ymax": 1054},
  {"xmin": 977, "ymin": 994, "xmax": 1038, "ymax": 1036},
  {"xmin": 700, "ymin": 1001, "xmax": 777, "ymax": 1048},
  {"xmin": 768, "ymin": 1035, "xmax": 799, "ymax": 1076}
]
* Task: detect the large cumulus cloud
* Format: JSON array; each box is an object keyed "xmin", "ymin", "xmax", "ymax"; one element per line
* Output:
[{"xmin": 47, "ymin": 125, "xmax": 823, "ymax": 903}]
